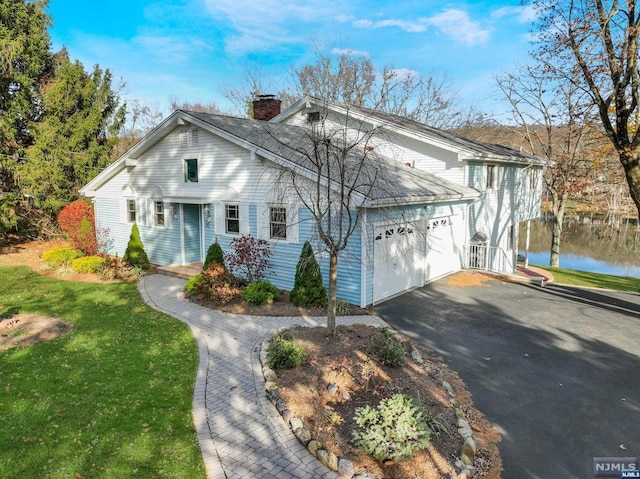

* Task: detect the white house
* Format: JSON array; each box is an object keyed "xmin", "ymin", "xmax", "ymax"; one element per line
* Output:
[{"xmin": 80, "ymin": 95, "xmax": 545, "ymax": 306}]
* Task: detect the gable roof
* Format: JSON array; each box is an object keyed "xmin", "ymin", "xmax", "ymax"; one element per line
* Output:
[
  {"xmin": 273, "ymin": 96, "xmax": 547, "ymax": 166},
  {"xmin": 81, "ymin": 109, "xmax": 479, "ymax": 206}
]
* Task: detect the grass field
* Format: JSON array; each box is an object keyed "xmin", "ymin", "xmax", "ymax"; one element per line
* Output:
[
  {"xmin": 0, "ymin": 266, "xmax": 205, "ymax": 479},
  {"xmin": 533, "ymin": 264, "xmax": 640, "ymax": 292}
]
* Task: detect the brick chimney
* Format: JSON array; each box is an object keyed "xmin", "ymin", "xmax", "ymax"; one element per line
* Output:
[{"xmin": 252, "ymin": 94, "xmax": 281, "ymax": 121}]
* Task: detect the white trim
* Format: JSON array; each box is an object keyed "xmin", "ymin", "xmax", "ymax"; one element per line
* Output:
[
  {"xmin": 360, "ymin": 209, "xmax": 368, "ymax": 308},
  {"xmin": 179, "ymin": 204, "xmax": 185, "ymax": 265}
]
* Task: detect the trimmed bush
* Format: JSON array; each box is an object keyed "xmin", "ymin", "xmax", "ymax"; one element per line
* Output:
[
  {"xmin": 123, "ymin": 223, "xmax": 150, "ymax": 270},
  {"xmin": 266, "ymin": 332, "xmax": 308, "ymax": 369},
  {"xmin": 186, "ymin": 264, "xmax": 240, "ymax": 304},
  {"xmin": 352, "ymin": 394, "xmax": 432, "ymax": 462},
  {"xmin": 42, "ymin": 246, "xmax": 83, "ymax": 267},
  {"xmin": 225, "ymin": 234, "xmax": 271, "ymax": 283},
  {"xmin": 367, "ymin": 327, "xmax": 405, "ymax": 367},
  {"xmin": 57, "ymin": 200, "xmax": 98, "ymax": 255},
  {"xmin": 203, "ymin": 240, "xmax": 226, "ymax": 271},
  {"xmin": 71, "ymin": 255, "xmax": 107, "ymax": 273},
  {"xmin": 290, "ymin": 241, "xmax": 327, "ymax": 307},
  {"xmin": 242, "ymin": 280, "xmax": 279, "ymax": 306},
  {"xmin": 185, "ymin": 274, "xmax": 202, "ymax": 295}
]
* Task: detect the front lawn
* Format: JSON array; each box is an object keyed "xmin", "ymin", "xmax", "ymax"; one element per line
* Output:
[
  {"xmin": 533, "ymin": 264, "xmax": 640, "ymax": 292},
  {"xmin": 0, "ymin": 266, "xmax": 205, "ymax": 479}
]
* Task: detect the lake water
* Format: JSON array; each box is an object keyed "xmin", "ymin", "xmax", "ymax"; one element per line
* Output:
[{"xmin": 518, "ymin": 216, "xmax": 640, "ymax": 278}]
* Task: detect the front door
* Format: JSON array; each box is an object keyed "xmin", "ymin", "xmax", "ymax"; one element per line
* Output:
[{"xmin": 182, "ymin": 204, "xmax": 202, "ymax": 264}]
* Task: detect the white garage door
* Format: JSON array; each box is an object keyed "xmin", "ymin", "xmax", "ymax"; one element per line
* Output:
[
  {"xmin": 373, "ymin": 224, "xmax": 424, "ymax": 303},
  {"xmin": 425, "ymin": 216, "xmax": 461, "ymax": 281}
]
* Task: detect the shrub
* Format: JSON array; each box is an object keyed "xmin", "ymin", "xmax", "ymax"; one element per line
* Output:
[
  {"xmin": 187, "ymin": 264, "xmax": 241, "ymax": 304},
  {"xmin": 185, "ymin": 274, "xmax": 202, "ymax": 295},
  {"xmin": 225, "ymin": 234, "xmax": 271, "ymax": 283},
  {"xmin": 266, "ymin": 331, "xmax": 308, "ymax": 369},
  {"xmin": 123, "ymin": 223, "xmax": 150, "ymax": 270},
  {"xmin": 203, "ymin": 240, "xmax": 226, "ymax": 271},
  {"xmin": 42, "ymin": 246, "xmax": 83, "ymax": 267},
  {"xmin": 71, "ymin": 255, "xmax": 107, "ymax": 273},
  {"xmin": 242, "ymin": 280, "xmax": 279, "ymax": 306},
  {"xmin": 58, "ymin": 200, "xmax": 98, "ymax": 255},
  {"xmin": 97, "ymin": 255, "xmax": 145, "ymax": 281},
  {"xmin": 290, "ymin": 241, "xmax": 327, "ymax": 307},
  {"xmin": 352, "ymin": 394, "xmax": 432, "ymax": 462},
  {"xmin": 367, "ymin": 327, "xmax": 405, "ymax": 367}
]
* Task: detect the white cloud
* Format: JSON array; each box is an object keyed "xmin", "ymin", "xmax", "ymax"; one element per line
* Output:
[
  {"xmin": 353, "ymin": 18, "xmax": 427, "ymax": 33},
  {"xmin": 491, "ymin": 5, "xmax": 537, "ymax": 23},
  {"xmin": 425, "ymin": 9, "xmax": 491, "ymax": 46},
  {"xmin": 330, "ymin": 47, "xmax": 369, "ymax": 56}
]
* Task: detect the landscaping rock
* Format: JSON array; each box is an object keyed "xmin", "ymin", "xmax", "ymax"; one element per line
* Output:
[
  {"xmin": 338, "ymin": 458, "xmax": 355, "ymax": 479},
  {"xmin": 317, "ymin": 449, "xmax": 339, "ymax": 471},
  {"xmin": 294, "ymin": 427, "xmax": 311, "ymax": 446},
  {"xmin": 307, "ymin": 440, "xmax": 322, "ymax": 457},
  {"xmin": 339, "ymin": 389, "xmax": 351, "ymax": 401},
  {"xmin": 281, "ymin": 409, "xmax": 293, "ymax": 424},
  {"xmin": 263, "ymin": 368, "xmax": 277, "ymax": 382},
  {"xmin": 442, "ymin": 380, "xmax": 455, "ymax": 397},
  {"xmin": 352, "ymin": 474, "xmax": 381, "ymax": 479},
  {"xmin": 289, "ymin": 417, "xmax": 304, "ymax": 431},
  {"xmin": 268, "ymin": 389, "xmax": 280, "ymax": 403},
  {"xmin": 264, "ymin": 381, "xmax": 277, "ymax": 392},
  {"xmin": 411, "ymin": 347, "xmax": 423, "ymax": 363},
  {"xmin": 275, "ymin": 398, "xmax": 287, "ymax": 414},
  {"xmin": 460, "ymin": 437, "xmax": 476, "ymax": 465},
  {"xmin": 327, "ymin": 383, "xmax": 339, "ymax": 395}
]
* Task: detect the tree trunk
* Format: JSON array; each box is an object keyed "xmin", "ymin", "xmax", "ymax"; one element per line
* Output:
[
  {"xmin": 326, "ymin": 251, "xmax": 338, "ymax": 337},
  {"xmin": 550, "ymin": 192, "xmax": 567, "ymax": 267},
  {"xmin": 619, "ymin": 149, "xmax": 640, "ymax": 219}
]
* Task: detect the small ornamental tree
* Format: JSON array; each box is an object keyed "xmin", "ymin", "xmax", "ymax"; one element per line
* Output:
[
  {"xmin": 225, "ymin": 234, "xmax": 272, "ymax": 283},
  {"xmin": 57, "ymin": 200, "xmax": 97, "ymax": 254},
  {"xmin": 290, "ymin": 241, "xmax": 327, "ymax": 307},
  {"xmin": 123, "ymin": 223, "xmax": 150, "ymax": 270},
  {"xmin": 203, "ymin": 240, "xmax": 226, "ymax": 271}
]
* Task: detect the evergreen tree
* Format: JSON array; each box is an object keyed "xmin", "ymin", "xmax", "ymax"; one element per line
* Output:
[
  {"xmin": 20, "ymin": 48, "xmax": 125, "ymax": 217},
  {"xmin": 203, "ymin": 240, "xmax": 226, "ymax": 271},
  {"xmin": 123, "ymin": 223, "xmax": 150, "ymax": 270},
  {"xmin": 290, "ymin": 241, "xmax": 327, "ymax": 307}
]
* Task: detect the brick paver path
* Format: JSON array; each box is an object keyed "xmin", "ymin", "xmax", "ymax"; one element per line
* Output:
[{"xmin": 138, "ymin": 274, "xmax": 386, "ymax": 479}]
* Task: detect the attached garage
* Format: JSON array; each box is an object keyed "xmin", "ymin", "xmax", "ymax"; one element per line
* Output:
[
  {"xmin": 425, "ymin": 216, "xmax": 463, "ymax": 281},
  {"xmin": 372, "ymin": 223, "xmax": 425, "ymax": 303}
]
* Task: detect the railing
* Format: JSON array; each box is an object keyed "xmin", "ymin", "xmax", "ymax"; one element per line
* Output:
[{"xmin": 465, "ymin": 244, "xmax": 514, "ymax": 274}]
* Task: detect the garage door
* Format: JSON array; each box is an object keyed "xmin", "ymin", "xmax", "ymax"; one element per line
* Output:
[
  {"xmin": 373, "ymin": 224, "xmax": 424, "ymax": 303},
  {"xmin": 425, "ymin": 216, "xmax": 461, "ymax": 281}
]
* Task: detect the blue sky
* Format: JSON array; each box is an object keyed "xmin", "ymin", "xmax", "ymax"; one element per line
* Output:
[{"xmin": 46, "ymin": 0, "xmax": 536, "ymax": 118}]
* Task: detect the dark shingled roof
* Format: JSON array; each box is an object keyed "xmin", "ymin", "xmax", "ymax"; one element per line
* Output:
[
  {"xmin": 184, "ymin": 110, "xmax": 480, "ymax": 205},
  {"xmin": 341, "ymin": 103, "xmax": 547, "ymax": 166}
]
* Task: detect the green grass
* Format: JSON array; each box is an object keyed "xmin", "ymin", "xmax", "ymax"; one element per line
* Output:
[
  {"xmin": 533, "ymin": 264, "xmax": 640, "ymax": 292},
  {"xmin": 0, "ymin": 266, "xmax": 205, "ymax": 479}
]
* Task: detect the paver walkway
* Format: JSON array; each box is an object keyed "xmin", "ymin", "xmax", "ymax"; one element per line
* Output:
[{"xmin": 138, "ymin": 274, "xmax": 386, "ymax": 479}]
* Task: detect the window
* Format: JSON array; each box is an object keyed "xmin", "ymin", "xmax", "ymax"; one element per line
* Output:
[
  {"xmin": 486, "ymin": 164, "xmax": 498, "ymax": 189},
  {"xmin": 184, "ymin": 158, "xmax": 198, "ymax": 183},
  {"xmin": 269, "ymin": 207, "xmax": 287, "ymax": 239},
  {"xmin": 154, "ymin": 201, "xmax": 165, "ymax": 226},
  {"xmin": 179, "ymin": 129, "xmax": 199, "ymax": 147},
  {"xmin": 225, "ymin": 204, "xmax": 239, "ymax": 234},
  {"xmin": 307, "ymin": 111, "xmax": 320, "ymax": 123},
  {"xmin": 127, "ymin": 199, "xmax": 136, "ymax": 223}
]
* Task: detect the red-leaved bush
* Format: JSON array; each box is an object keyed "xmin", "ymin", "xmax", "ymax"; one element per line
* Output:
[
  {"xmin": 57, "ymin": 200, "xmax": 98, "ymax": 255},
  {"xmin": 225, "ymin": 234, "xmax": 272, "ymax": 283}
]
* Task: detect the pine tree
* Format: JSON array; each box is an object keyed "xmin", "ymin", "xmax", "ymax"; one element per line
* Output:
[
  {"xmin": 203, "ymin": 240, "xmax": 226, "ymax": 271},
  {"xmin": 123, "ymin": 223, "xmax": 150, "ymax": 270},
  {"xmin": 290, "ymin": 241, "xmax": 327, "ymax": 307}
]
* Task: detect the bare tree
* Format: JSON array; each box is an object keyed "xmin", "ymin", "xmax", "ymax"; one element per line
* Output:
[
  {"xmin": 531, "ymin": 0, "xmax": 640, "ymax": 218},
  {"xmin": 169, "ymin": 98, "xmax": 224, "ymax": 114},
  {"xmin": 263, "ymin": 106, "xmax": 404, "ymax": 336},
  {"xmin": 113, "ymin": 99, "xmax": 164, "ymax": 157},
  {"xmin": 495, "ymin": 64, "xmax": 604, "ymax": 266}
]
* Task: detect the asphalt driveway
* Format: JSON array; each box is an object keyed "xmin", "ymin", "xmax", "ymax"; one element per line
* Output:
[{"xmin": 375, "ymin": 277, "xmax": 640, "ymax": 479}]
